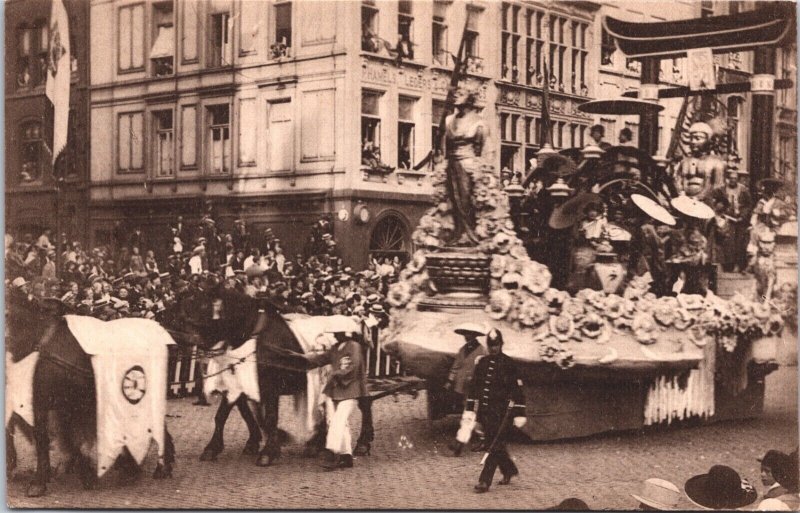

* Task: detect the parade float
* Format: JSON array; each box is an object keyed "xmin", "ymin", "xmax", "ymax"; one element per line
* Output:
[{"xmin": 382, "ymin": 7, "xmax": 796, "ymax": 441}]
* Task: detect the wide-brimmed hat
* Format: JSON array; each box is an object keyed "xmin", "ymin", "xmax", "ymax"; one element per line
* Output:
[
  {"xmin": 759, "ymin": 450, "xmax": 790, "ymax": 469},
  {"xmin": 631, "ymin": 478, "xmax": 681, "ymax": 510},
  {"xmin": 671, "ymin": 195, "xmax": 715, "ymax": 220},
  {"xmin": 366, "ymin": 293, "xmax": 381, "ymax": 304},
  {"xmin": 369, "ymin": 303, "xmax": 385, "ymax": 314},
  {"xmin": 684, "ymin": 465, "xmax": 757, "ymax": 510},
  {"xmin": 549, "ymin": 192, "xmax": 604, "ymax": 230},
  {"xmin": 757, "ymin": 498, "xmax": 792, "ymax": 511},
  {"xmin": 454, "ymin": 322, "xmax": 488, "ymax": 337},
  {"xmin": 11, "ymin": 277, "xmax": 28, "ymax": 288},
  {"xmin": 757, "ymin": 178, "xmax": 785, "ymax": 194},
  {"xmin": 632, "ymin": 194, "xmax": 677, "ymax": 226}
]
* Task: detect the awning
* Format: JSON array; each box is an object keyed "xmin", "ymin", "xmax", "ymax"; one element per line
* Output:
[
  {"xmin": 150, "ymin": 25, "xmax": 174, "ymax": 59},
  {"xmin": 603, "ymin": 7, "xmax": 792, "ymax": 59}
]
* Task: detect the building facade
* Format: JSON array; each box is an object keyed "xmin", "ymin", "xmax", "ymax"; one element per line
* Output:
[
  {"xmin": 5, "ymin": 0, "xmax": 91, "ymax": 244},
  {"xmin": 81, "ymin": 0, "xmax": 793, "ymax": 269}
]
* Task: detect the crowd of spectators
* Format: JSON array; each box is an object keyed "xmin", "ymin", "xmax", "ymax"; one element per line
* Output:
[{"xmin": 5, "ymin": 212, "xmax": 403, "ymax": 324}]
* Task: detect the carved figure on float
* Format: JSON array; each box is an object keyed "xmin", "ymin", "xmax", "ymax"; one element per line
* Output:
[
  {"xmin": 444, "ymin": 90, "xmax": 486, "ymax": 246},
  {"xmin": 674, "ymin": 122, "xmax": 727, "ymax": 200}
]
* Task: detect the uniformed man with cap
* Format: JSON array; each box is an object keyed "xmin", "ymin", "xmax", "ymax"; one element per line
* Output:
[
  {"xmin": 445, "ymin": 322, "xmax": 488, "ymax": 455},
  {"xmin": 465, "ymin": 328, "xmax": 526, "ymax": 493}
]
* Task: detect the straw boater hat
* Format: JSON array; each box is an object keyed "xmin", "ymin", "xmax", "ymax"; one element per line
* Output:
[
  {"xmin": 631, "ymin": 478, "xmax": 682, "ymax": 510},
  {"xmin": 684, "ymin": 465, "xmax": 757, "ymax": 510},
  {"xmin": 11, "ymin": 277, "xmax": 27, "ymax": 288},
  {"xmin": 453, "ymin": 323, "xmax": 489, "ymax": 337}
]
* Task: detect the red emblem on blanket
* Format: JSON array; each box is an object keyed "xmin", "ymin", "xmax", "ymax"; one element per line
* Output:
[{"xmin": 121, "ymin": 365, "xmax": 147, "ymax": 404}]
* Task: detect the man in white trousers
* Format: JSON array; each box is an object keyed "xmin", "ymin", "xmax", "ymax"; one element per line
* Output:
[{"xmin": 305, "ymin": 328, "xmax": 368, "ymax": 470}]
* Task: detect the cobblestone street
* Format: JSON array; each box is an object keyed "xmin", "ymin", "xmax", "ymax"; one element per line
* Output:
[{"xmin": 7, "ymin": 366, "xmax": 798, "ymax": 510}]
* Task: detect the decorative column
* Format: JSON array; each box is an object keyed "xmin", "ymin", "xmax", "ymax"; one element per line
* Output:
[
  {"xmin": 749, "ymin": 47, "xmax": 777, "ymax": 194},
  {"xmin": 639, "ymin": 58, "xmax": 661, "ymax": 155}
]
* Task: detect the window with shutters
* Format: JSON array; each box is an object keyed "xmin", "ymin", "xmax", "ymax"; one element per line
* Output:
[
  {"xmin": 19, "ymin": 121, "xmax": 44, "ymax": 184},
  {"xmin": 150, "ymin": 1, "xmax": 174, "ymax": 77},
  {"xmin": 118, "ymin": 112, "xmax": 144, "ymax": 173},
  {"xmin": 268, "ymin": 99, "xmax": 293, "ymax": 171},
  {"xmin": 206, "ymin": 104, "xmax": 230, "ymax": 174},
  {"xmin": 119, "ymin": 4, "xmax": 145, "ymax": 73},
  {"xmin": 398, "ymin": 96, "xmax": 416, "ymax": 169},
  {"xmin": 208, "ymin": 12, "xmax": 231, "ymax": 67},
  {"xmin": 301, "ymin": 90, "xmax": 335, "ymax": 161},
  {"xmin": 152, "ymin": 110, "xmax": 174, "ymax": 177}
]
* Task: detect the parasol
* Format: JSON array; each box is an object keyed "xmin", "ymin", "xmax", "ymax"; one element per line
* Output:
[
  {"xmin": 549, "ymin": 192, "xmax": 603, "ymax": 230},
  {"xmin": 671, "ymin": 195, "xmax": 715, "ymax": 220},
  {"xmin": 632, "ymin": 194, "xmax": 677, "ymax": 226},
  {"xmin": 578, "ymin": 97, "xmax": 664, "ymax": 115}
]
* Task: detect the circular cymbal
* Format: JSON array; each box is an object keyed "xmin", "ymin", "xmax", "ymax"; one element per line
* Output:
[
  {"xmin": 632, "ymin": 194, "xmax": 677, "ymax": 226},
  {"xmin": 670, "ymin": 195, "xmax": 714, "ymax": 220}
]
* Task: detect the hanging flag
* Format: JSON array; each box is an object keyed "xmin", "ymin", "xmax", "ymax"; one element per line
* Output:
[{"xmin": 45, "ymin": 0, "xmax": 71, "ymax": 165}]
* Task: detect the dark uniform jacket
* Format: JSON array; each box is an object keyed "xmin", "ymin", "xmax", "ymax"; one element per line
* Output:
[{"xmin": 466, "ymin": 352, "xmax": 526, "ymax": 425}]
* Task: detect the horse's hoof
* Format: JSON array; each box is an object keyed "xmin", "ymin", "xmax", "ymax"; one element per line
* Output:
[
  {"xmin": 255, "ymin": 455, "xmax": 272, "ymax": 467},
  {"xmin": 26, "ymin": 482, "xmax": 46, "ymax": 497},
  {"xmin": 152, "ymin": 464, "xmax": 172, "ymax": 479},
  {"xmin": 242, "ymin": 442, "xmax": 260, "ymax": 456},
  {"xmin": 199, "ymin": 449, "xmax": 219, "ymax": 462}
]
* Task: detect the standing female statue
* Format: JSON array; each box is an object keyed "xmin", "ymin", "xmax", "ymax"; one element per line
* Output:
[{"xmin": 445, "ymin": 92, "xmax": 485, "ymax": 246}]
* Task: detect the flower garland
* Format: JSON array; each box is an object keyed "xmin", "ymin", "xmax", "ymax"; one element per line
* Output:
[{"xmin": 388, "ymin": 159, "xmax": 789, "ymax": 369}]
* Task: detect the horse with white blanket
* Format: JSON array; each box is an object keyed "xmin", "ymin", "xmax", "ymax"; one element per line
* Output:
[
  {"xmin": 175, "ymin": 287, "xmax": 374, "ymax": 466},
  {"xmin": 5, "ymin": 297, "xmax": 175, "ymax": 497}
]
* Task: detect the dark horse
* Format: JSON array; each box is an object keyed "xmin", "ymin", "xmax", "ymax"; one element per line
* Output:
[
  {"xmin": 174, "ymin": 287, "xmax": 374, "ymax": 466},
  {"xmin": 5, "ymin": 296, "xmax": 175, "ymax": 497}
]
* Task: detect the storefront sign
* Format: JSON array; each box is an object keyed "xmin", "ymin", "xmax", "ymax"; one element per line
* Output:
[{"xmin": 362, "ymin": 60, "xmax": 395, "ymax": 86}]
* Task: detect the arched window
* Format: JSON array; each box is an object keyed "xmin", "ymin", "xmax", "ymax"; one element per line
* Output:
[
  {"xmin": 369, "ymin": 214, "xmax": 410, "ymax": 264},
  {"xmin": 20, "ymin": 121, "xmax": 44, "ymax": 184}
]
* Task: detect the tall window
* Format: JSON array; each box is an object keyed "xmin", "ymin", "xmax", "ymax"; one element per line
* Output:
[
  {"xmin": 150, "ymin": 1, "xmax": 174, "ymax": 77},
  {"xmin": 397, "ymin": 0, "xmax": 414, "ymax": 59},
  {"xmin": 398, "ymin": 96, "xmax": 416, "ymax": 169},
  {"xmin": 119, "ymin": 4, "xmax": 145, "ymax": 72},
  {"xmin": 361, "ymin": 3, "xmax": 380, "ymax": 53},
  {"xmin": 271, "ymin": 1, "xmax": 292, "ymax": 57},
  {"xmin": 16, "ymin": 21, "xmax": 48, "ymax": 88},
  {"xmin": 546, "ymin": 15, "xmax": 569, "ymax": 91},
  {"xmin": 525, "ymin": 9, "xmax": 545, "ymax": 86},
  {"xmin": 153, "ymin": 110, "xmax": 174, "ymax": 177},
  {"xmin": 206, "ymin": 104, "xmax": 230, "ymax": 174},
  {"xmin": 268, "ymin": 99, "xmax": 293, "ymax": 171},
  {"xmin": 501, "ymin": 3, "xmax": 521, "ymax": 82},
  {"xmin": 778, "ymin": 135, "xmax": 796, "ymax": 184},
  {"xmin": 500, "ymin": 113, "xmax": 521, "ymax": 171},
  {"xmin": 118, "ymin": 112, "xmax": 144, "ymax": 173},
  {"xmin": 361, "ymin": 90, "xmax": 382, "ymax": 153},
  {"xmin": 569, "ymin": 20, "xmax": 588, "ymax": 95},
  {"xmin": 624, "ymin": 121, "xmax": 639, "ymax": 146},
  {"xmin": 432, "ymin": 2, "xmax": 448, "ymax": 66},
  {"xmin": 727, "ymin": 96, "xmax": 742, "ymax": 155},
  {"xmin": 208, "ymin": 12, "xmax": 231, "ymax": 67},
  {"xmin": 464, "ymin": 7, "xmax": 480, "ymax": 58},
  {"xmin": 19, "ymin": 122, "xmax": 43, "ymax": 183}
]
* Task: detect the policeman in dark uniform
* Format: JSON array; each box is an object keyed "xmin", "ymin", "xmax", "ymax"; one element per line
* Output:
[{"xmin": 464, "ymin": 328, "xmax": 527, "ymax": 493}]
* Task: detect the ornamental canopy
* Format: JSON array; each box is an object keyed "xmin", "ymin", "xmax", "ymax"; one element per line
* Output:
[{"xmin": 603, "ymin": 7, "xmax": 792, "ymax": 59}]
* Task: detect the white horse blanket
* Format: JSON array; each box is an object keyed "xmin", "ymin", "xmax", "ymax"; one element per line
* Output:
[
  {"xmin": 64, "ymin": 315, "xmax": 174, "ymax": 477},
  {"xmin": 284, "ymin": 314, "xmax": 361, "ymax": 438}
]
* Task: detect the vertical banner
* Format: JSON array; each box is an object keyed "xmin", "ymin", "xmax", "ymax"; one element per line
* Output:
[{"xmin": 46, "ymin": 0, "xmax": 71, "ymax": 164}]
